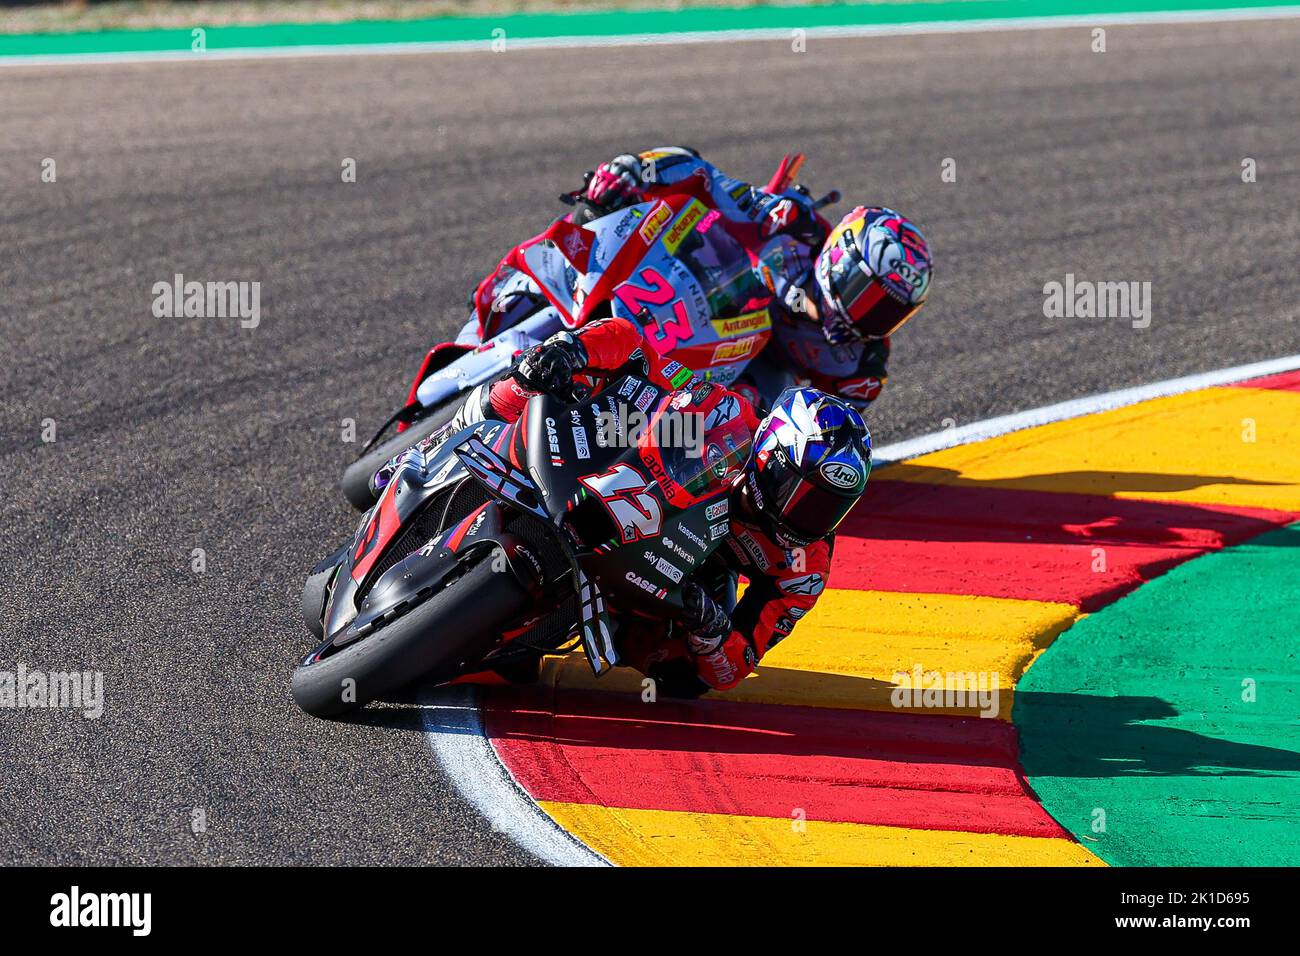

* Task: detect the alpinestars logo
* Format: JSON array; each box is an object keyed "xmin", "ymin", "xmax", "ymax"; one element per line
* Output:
[{"xmin": 780, "ymin": 573, "xmax": 825, "ymax": 597}]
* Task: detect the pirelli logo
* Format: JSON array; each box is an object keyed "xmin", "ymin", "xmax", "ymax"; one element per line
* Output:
[
  {"xmin": 638, "ymin": 201, "xmax": 674, "ymax": 245},
  {"xmin": 710, "ymin": 308, "xmax": 772, "ymax": 339},
  {"xmin": 661, "ymin": 200, "xmax": 708, "ymax": 256}
]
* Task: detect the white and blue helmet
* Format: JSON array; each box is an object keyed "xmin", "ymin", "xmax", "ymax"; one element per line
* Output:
[{"xmin": 746, "ymin": 387, "xmax": 872, "ymax": 545}]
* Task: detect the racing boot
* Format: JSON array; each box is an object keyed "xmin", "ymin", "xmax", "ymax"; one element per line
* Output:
[{"xmin": 368, "ymin": 382, "xmax": 495, "ymax": 497}]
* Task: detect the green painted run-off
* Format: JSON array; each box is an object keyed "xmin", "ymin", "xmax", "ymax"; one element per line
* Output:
[
  {"xmin": 2, "ymin": 1, "xmax": 1299, "ymax": 58},
  {"xmin": 1017, "ymin": 523, "xmax": 1300, "ymax": 866}
]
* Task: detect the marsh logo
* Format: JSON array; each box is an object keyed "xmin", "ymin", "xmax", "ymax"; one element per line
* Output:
[
  {"xmin": 50, "ymin": 886, "xmax": 151, "ymax": 936},
  {"xmin": 1043, "ymin": 274, "xmax": 1151, "ymax": 329},
  {"xmin": 152, "ymin": 273, "xmax": 261, "ymax": 328}
]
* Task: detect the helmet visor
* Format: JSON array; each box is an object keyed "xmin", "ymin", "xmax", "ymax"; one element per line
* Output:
[
  {"xmin": 770, "ymin": 469, "xmax": 860, "ymax": 542},
  {"xmin": 831, "ymin": 267, "xmax": 920, "ymax": 340}
]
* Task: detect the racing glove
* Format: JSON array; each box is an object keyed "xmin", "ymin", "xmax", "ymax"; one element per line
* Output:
[
  {"xmin": 512, "ymin": 330, "xmax": 589, "ymax": 397},
  {"xmin": 759, "ymin": 194, "xmax": 827, "ymax": 245},
  {"xmin": 680, "ymin": 581, "xmax": 732, "ymax": 655},
  {"xmin": 584, "ymin": 154, "xmax": 645, "ymax": 211}
]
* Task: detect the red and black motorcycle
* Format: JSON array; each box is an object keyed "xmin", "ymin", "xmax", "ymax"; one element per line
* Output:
[{"xmin": 293, "ymin": 372, "xmax": 751, "ymax": 718}]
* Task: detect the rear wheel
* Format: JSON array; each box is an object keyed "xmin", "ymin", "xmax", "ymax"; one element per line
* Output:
[
  {"xmin": 290, "ymin": 556, "xmax": 531, "ymax": 719},
  {"xmin": 339, "ymin": 403, "xmax": 459, "ymax": 511}
]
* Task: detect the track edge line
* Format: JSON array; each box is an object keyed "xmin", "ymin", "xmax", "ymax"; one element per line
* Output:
[
  {"xmin": 873, "ymin": 352, "xmax": 1300, "ymax": 466},
  {"xmin": 5, "ymin": 6, "xmax": 1300, "ymax": 66},
  {"xmin": 419, "ymin": 684, "xmax": 611, "ymax": 866}
]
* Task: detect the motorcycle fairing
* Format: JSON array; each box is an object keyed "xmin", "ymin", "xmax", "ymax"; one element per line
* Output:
[
  {"xmin": 326, "ymin": 421, "xmax": 508, "ymax": 635},
  {"xmin": 455, "ymin": 431, "xmax": 549, "ymax": 521},
  {"xmin": 521, "ymin": 380, "xmax": 735, "ymax": 619},
  {"xmin": 454, "ymin": 417, "xmax": 622, "ymax": 675},
  {"xmin": 406, "ymin": 178, "xmax": 776, "ymax": 427},
  {"xmin": 576, "ymin": 565, "xmax": 617, "ymax": 674},
  {"xmin": 413, "ymin": 308, "xmax": 565, "ymax": 410},
  {"xmin": 398, "ymin": 341, "xmax": 473, "ymax": 433}
]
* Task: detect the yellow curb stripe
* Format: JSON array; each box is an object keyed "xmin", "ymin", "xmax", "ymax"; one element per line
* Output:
[
  {"xmin": 885, "ymin": 387, "xmax": 1300, "ymax": 511},
  {"xmin": 542, "ymin": 588, "xmax": 1078, "ymax": 719},
  {"xmin": 537, "ymin": 802, "xmax": 1105, "ymax": 867}
]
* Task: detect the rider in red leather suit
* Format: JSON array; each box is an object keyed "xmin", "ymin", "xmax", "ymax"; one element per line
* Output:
[{"xmin": 485, "ymin": 315, "xmax": 861, "ymax": 698}]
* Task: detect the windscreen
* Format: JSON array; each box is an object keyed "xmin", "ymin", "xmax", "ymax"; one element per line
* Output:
[
  {"xmin": 672, "ymin": 218, "xmax": 769, "ymax": 319},
  {"xmin": 638, "ymin": 397, "xmax": 752, "ymax": 505}
]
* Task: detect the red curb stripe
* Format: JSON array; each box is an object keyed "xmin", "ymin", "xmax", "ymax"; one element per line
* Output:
[
  {"xmin": 1223, "ymin": 369, "xmax": 1300, "ymax": 391},
  {"xmin": 484, "ymin": 687, "xmax": 1069, "ymax": 838},
  {"xmin": 833, "ymin": 480, "xmax": 1295, "ymax": 610}
]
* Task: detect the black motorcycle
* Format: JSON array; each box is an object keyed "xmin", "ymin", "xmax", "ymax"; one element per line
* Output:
[{"xmin": 292, "ymin": 374, "xmax": 749, "ymax": 718}]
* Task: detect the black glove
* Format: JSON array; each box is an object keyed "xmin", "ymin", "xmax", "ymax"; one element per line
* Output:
[
  {"xmin": 646, "ymin": 659, "xmax": 710, "ymax": 700},
  {"xmin": 680, "ymin": 582, "xmax": 731, "ymax": 655},
  {"xmin": 512, "ymin": 331, "xmax": 588, "ymax": 397}
]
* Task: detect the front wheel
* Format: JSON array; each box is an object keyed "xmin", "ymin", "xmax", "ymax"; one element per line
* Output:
[
  {"xmin": 290, "ymin": 556, "xmax": 531, "ymax": 719},
  {"xmin": 301, "ymin": 550, "xmax": 345, "ymax": 640},
  {"xmin": 339, "ymin": 403, "xmax": 459, "ymax": 511}
]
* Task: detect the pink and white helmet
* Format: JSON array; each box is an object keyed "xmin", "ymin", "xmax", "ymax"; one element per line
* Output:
[{"xmin": 813, "ymin": 206, "xmax": 932, "ymax": 344}]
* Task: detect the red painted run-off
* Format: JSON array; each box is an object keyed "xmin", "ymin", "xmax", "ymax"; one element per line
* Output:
[
  {"xmin": 486, "ymin": 687, "xmax": 1069, "ymax": 837},
  {"xmin": 1226, "ymin": 369, "xmax": 1300, "ymax": 391},
  {"xmin": 835, "ymin": 481, "xmax": 1296, "ymax": 611}
]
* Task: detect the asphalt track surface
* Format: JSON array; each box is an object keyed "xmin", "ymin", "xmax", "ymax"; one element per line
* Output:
[{"xmin": 2, "ymin": 19, "xmax": 1298, "ymax": 865}]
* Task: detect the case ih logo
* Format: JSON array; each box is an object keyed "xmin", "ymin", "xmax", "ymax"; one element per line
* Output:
[
  {"xmin": 544, "ymin": 417, "xmax": 563, "ymax": 467},
  {"xmin": 638, "ymin": 202, "xmax": 674, "ymax": 245},
  {"xmin": 625, "ymin": 570, "xmax": 667, "ymax": 599}
]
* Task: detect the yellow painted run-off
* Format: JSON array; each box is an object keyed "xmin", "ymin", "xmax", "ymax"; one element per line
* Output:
[
  {"xmin": 539, "ymin": 803, "xmax": 1106, "ymax": 867},
  {"xmin": 888, "ymin": 386, "xmax": 1300, "ymax": 510},
  {"xmin": 537, "ymin": 589, "xmax": 1077, "ymax": 719}
]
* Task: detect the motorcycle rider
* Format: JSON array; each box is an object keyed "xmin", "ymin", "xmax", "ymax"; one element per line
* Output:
[
  {"xmin": 384, "ymin": 315, "xmax": 872, "ymax": 697},
  {"xmin": 471, "ymin": 146, "xmax": 933, "ymax": 414}
]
